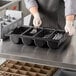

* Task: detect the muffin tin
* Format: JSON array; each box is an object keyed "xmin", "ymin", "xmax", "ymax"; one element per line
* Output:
[
  {"xmin": 0, "ymin": 15, "xmax": 22, "ymax": 40},
  {"xmin": 8, "ymin": 26, "xmax": 71, "ymax": 49},
  {"xmin": 0, "ymin": 60, "xmax": 58, "ymax": 76}
]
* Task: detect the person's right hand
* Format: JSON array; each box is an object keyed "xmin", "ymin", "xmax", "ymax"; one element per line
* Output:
[{"xmin": 33, "ymin": 13, "xmax": 42, "ymax": 28}]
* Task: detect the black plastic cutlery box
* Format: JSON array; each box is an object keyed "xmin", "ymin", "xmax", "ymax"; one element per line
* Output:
[{"xmin": 7, "ymin": 26, "xmax": 71, "ymax": 49}]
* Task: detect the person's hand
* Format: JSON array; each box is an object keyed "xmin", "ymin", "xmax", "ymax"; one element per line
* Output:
[
  {"xmin": 65, "ymin": 21, "xmax": 75, "ymax": 36},
  {"xmin": 33, "ymin": 12, "xmax": 42, "ymax": 28}
]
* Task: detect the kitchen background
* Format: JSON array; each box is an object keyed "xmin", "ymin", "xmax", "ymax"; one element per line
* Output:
[{"xmin": 0, "ymin": 0, "xmax": 29, "ymax": 17}]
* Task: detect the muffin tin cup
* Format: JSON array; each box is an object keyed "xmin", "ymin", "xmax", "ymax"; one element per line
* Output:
[
  {"xmin": 34, "ymin": 64, "xmax": 43, "ymax": 69},
  {"xmin": 0, "ymin": 60, "xmax": 58, "ymax": 76},
  {"xmin": 7, "ymin": 69, "xmax": 18, "ymax": 73},
  {"xmin": 36, "ymin": 73, "xmax": 47, "ymax": 76},
  {"xmin": 3, "ymin": 63, "xmax": 14, "ymax": 68},
  {"xmin": 0, "ymin": 67, "xmax": 9, "ymax": 71},
  {"xmin": 16, "ymin": 70, "xmax": 27, "ymax": 75},
  {"xmin": 26, "ymin": 72, "xmax": 37, "ymax": 76},
  {"xmin": 0, "ymin": 71, "xmax": 28, "ymax": 76},
  {"xmin": 15, "ymin": 61, "xmax": 25, "ymax": 66},
  {"xmin": 25, "ymin": 62, "xmax": 34, "ymax": 67},
  {"xmin": 30, "ymin": 68, "xmax": 40, "ymax": 73},
  {"xmin": 7, "ymin": 60, "xmax": 17, "ymax": 64},
  {"xmin": 43, "ymin": 66, "xmax": 52, "ymax": 70},
  {"xmin": 20, "ymin": 66, "xmax": 31, "ymax": 71}
]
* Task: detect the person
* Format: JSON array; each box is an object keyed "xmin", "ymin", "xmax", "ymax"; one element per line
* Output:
[{"xmin": 24, "ymin": 0, "xmax": 76, "ymax": 36}]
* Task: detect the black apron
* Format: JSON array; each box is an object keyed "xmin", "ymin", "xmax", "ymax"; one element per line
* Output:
[{"xmin": 35, "ymin": 0, "xmax": 65, "ymax": 30}]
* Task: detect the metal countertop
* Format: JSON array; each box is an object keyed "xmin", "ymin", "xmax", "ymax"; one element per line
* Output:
[{"xmin": 0, "ymin": 35, "xmax": 76, "ymax": 70}]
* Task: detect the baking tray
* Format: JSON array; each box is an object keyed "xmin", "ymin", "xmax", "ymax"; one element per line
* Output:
[{"xmin": 0, "ymin": 60, "xmax": 58, "ymax": 76}]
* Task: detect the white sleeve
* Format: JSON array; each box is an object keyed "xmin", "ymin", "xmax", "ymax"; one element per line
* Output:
[
  {"xmin": 64, "ymin": 0, "xmax": 76, "ymax": 16},
  {"xmin": 24, "ymin": 0, "xmax": 38, "ymax": 9}
]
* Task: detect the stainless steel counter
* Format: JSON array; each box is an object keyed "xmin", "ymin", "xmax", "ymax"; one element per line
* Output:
[{"xmin": 0, "ymin": 35, "xmax": 76, "ymax": 70}]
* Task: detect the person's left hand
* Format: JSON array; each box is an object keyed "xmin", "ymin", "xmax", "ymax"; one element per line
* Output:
[{"xmin": 65, "ymin": 21, "xmax": 75, "ymax": 36}]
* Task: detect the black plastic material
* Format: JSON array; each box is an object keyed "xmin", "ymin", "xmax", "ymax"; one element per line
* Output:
[
  {"xmin": 53, "ymin": 69, "xmax": 76, "ymax": 76},
  {"xmin": 21, "ymin": 28, "xmax": 42, "ymax": 45},
  {"xmin": 10, "ymin": 27, "xmax": 30, "ymax": 44},
  {"xmin": 8, "ymin": 26, "xmax": 71, "ymax": 49},
  {"xmin": 47, "ymin": 30, "xmax": 69, "ymax": 49},
  {"xmin": 34, "ymin": 28, "xmax": 55, "ymax": 47}
]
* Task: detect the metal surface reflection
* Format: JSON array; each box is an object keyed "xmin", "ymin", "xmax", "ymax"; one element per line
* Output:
[{"xmin": 0, "ymin": 35, "xmax": 76, "ymax": 70}]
